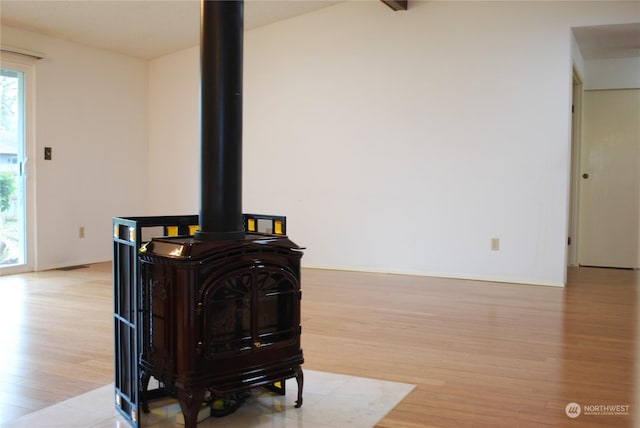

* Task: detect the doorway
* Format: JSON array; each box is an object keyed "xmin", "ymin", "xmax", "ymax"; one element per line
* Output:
[{"xmin": 0, "ymin": 56, "xmax": 35, "ymax": 274}]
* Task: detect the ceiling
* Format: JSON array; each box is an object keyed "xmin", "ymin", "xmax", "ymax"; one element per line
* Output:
[
  {"xmin": 0, "ymin": 1, "xmax": 638, "ymax": 61},
  {"xmin": 0, "ymin": 0, "xmax": 343, "ymax": 59},
  {"xmin": 573, "ymin": 22, "xmax": 640, "ymax": 60}
]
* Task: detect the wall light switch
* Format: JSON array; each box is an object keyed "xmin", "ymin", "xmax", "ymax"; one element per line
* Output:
[
  {"xmin": 491, "ymin": 238, "xmax": 500, "ymax": 251},
  {"xmin": 44, "ymin": 147, "xmax": 52, "ymax": 160}
]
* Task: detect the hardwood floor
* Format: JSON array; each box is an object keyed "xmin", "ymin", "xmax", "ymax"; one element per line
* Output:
[{"xmin": 0, "ymin": 263, "xmax": 636, "ymax": 427}]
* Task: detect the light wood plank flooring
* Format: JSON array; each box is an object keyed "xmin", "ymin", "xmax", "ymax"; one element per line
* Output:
[{"xmin": 0, "ymin": 264, "xmax": 636, "ymax": 427}]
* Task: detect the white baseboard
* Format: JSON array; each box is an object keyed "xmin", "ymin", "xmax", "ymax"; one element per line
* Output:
[
  {"xmin": 301, "ymin": 264, "xmax": 565, "ymax": 287},
  {"xmin": 36, "ymin": 258, "xmax": 111, "ymax": 272}
]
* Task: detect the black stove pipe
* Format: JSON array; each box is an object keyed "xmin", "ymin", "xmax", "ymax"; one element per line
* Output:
[{"xmin": 195, "ymin": 0, "xmax": 245, "ymax": 241}]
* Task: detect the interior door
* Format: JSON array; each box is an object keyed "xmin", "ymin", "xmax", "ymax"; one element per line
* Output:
[{"xmin": 578, "ymin": 89, "xmax": 640, "ymax": 268}]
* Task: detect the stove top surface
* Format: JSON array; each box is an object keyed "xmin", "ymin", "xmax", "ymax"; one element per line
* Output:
[{"xmin": 140, "ymin": 233, "xmax": 301, "ymax": 260}]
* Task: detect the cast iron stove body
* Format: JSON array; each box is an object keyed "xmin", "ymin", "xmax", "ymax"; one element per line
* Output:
[{"xmin": 138, "ymin": 233, "xmax": 304, "ymax": 427}]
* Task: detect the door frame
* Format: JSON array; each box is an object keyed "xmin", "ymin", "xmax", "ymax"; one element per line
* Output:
[
  {"xmin": 0, "ymin": 52, "xmax": 37, "ymax": 275},
  {"xmin": 567, "ymin": 67, "xmax": 582, "ymax": 268}
]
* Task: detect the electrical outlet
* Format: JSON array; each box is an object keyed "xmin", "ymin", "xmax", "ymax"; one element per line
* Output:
[
  {"xmin": 79, "ymin": 227, "xmax": 85, "ymax": 238},
  {"xmin": 491, "ymin": 238, "xmax": 500, "ymax": 251}
]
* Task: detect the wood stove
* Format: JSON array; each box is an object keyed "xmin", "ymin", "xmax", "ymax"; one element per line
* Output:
[
  {"xmin": 138, "ymin": 231, "xmax": 304, "ymax": 427},
  {"xmin": 113, "ymin": 1, "xmax": 304, "ymax": 427}
]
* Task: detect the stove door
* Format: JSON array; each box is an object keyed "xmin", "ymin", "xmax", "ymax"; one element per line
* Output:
[{"xmin": 199, "ymin": 262, "xmax": 300, "ymax": 359}]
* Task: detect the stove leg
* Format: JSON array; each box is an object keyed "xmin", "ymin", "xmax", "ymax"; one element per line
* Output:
[
  {"xmin": 176, "ymin": 388, "xmax": 207, "ymax": 428},
  {"xmin": 295, "ymin": 366, "xmax": 304, "ymax": 408},
  {"xmin": 139, "ymin": 370, "xmax": 151, "ymax": 413}
]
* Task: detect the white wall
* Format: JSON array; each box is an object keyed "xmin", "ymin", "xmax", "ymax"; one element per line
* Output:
[
  {"xmin": 571, "ymin": 31, "xmax": 585, "ymax": 80},
  {"xmin": 148, "ymin": 1, "xmax": 638, "ymax": 286},
  {"xmin": 1, "ymin": 26, "xmax": 149, "ymax": 270},
  {"xmin": 148, "ymin": 46, "xmax": 199, "ymax": 215},
  {"xmin": 243, "ymin": 1, "xmax": 568, "ymax": 286}
]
